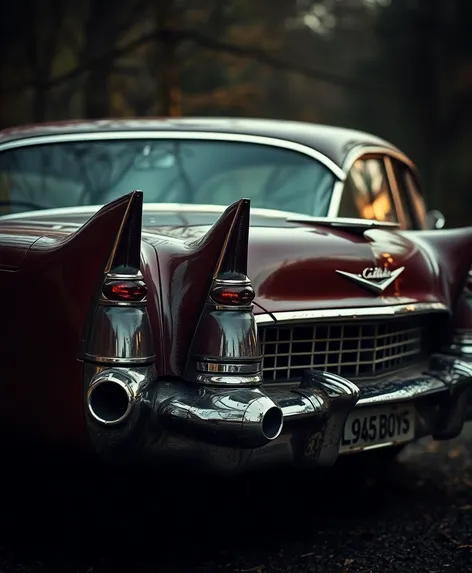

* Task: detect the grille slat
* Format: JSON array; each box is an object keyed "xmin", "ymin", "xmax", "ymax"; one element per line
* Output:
[{"xmin": 260, "ymin": 316, "xmax": 427, "ymax": 383}]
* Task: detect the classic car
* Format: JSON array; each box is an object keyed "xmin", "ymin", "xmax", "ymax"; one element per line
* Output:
[{"xmin": 0, "ymin": 117, "xmax": 470, "ymax": 474}]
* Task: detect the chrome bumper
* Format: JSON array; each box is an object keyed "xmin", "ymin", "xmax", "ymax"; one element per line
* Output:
[{"xmin": 84, "ymin": 353, "xmax": 472, "ymax": 473}]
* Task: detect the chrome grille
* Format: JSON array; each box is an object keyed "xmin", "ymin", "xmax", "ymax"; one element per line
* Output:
[{"xmin": 259, "ymin": 316, "xmax": 427, "ymax": 383}]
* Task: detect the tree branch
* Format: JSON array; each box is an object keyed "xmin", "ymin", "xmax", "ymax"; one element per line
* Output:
[{"xmin": 3, "ymin": 27, "xmax": 383, "ymax": 95}]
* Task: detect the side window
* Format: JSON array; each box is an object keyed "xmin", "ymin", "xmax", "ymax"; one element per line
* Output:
[
  {"xmin": 338, "ymin": 157, "xmax": 398, "ymax": 222},
  {"xmin": 392, "ymin": 160, "xmax": 427, "ymax": 230}
]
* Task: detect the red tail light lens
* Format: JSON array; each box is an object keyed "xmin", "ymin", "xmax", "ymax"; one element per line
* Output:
[
  {"xmin": 210, "ymin": 285, "xmax": 255, "ymax": 306},
  {"xmin": 103, "ymin": 280, "xmax": 147, "ymax": 302}
]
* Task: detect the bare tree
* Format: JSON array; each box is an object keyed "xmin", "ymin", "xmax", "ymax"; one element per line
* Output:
[{"xmin": 24, "ymin": 0, "xmax": 64, "ymax": 121}]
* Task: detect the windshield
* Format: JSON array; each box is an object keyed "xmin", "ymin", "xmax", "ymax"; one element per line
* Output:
[{"xmin": 0, "ymin": 138, "xmax": 337, "ymax": 216}]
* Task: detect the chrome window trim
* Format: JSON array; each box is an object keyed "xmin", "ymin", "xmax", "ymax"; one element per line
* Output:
[
  {"xmin": 254, "ymin": 301, "xmax": 448, "ymax": 326},
  {"xmin": 0, "ymin": 130, "xmax": 346, "ymax": 179},
  {"xmin": 383, "ymin": 155, "xmax": 407, "ymax": 229},
  {"xmin": 328, "ymin": 144, "xmax": 419, "ymax": 220},
  {"xmin": 326, "ymin": 180, "xmax": 345, "ymax": 218},
  {"xmin": 391, "ymin": 161, "xmax": 428, "ymax": 231},
  {"xmin": 341, "ymin": 145, "xmax": 417, "ymax": 173}
]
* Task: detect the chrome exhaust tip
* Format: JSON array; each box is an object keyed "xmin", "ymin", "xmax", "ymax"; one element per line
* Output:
[
  {"xmin": 260, "ymin": 405, "xmax": 284, "ymax": 441},
  {"xmin": 240, "ymin": 396, "xmax": 284, "ymax": 443},
  {"xmin": 87, "ymin": 372, "xmax": 134, "ymax": 426},
  {"xmin": 157, "ymin": 386, "xmax": 284, "ymax": 448}
]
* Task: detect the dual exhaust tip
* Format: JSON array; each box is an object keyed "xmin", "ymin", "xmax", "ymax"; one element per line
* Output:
[
  {"xmin": 87, "ymin": 371, "xmax": 284, "ymax": 447},
  {"xmin": 87, "ymin": 372, "xmax": 134, "ymax": 426},
  {"xmin": 259, "ymin": 406, "xmax": 284, "ymax": 442}
]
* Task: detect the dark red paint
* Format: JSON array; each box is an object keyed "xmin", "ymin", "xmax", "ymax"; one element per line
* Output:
[
  {"xmin": 1, "ymin": 199, "xmax": 472, "ymax": 450},
  {"xmin": 0, "ymin": 193, "xmax": 136, "ymax": 449}
]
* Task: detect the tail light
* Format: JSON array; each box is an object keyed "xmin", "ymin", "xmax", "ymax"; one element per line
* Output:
[
  {"xmin": 102, "ymin": 278, "xmax": 147, "ymax": 302},
  {"xmin": 210, "ymin": 281, "xmax": 255, "ymax": 306},
  {"xmin": 185, "ymin": 199, "xmax": 263, "ymax": 386},
  {"xmin": 82, "ymin": 191, "xmax": 155, "ymax": 366}
]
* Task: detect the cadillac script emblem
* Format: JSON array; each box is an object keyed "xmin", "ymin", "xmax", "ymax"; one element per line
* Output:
[{"xmin": 336, "ymin": 266, "xmax": 405, "ymax": 294}]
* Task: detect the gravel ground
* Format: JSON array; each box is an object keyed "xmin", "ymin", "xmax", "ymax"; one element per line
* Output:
[{"xmin": 1, "ymin": 426, "xmax": 472, "ymax": 573}]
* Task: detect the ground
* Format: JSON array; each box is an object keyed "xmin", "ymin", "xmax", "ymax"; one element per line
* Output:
[{"xmin": 1, "ymin": 426, "xmax": 472, "ymax": 573}]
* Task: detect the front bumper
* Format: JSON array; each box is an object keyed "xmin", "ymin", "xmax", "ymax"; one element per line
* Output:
[{"xmin": 85, "ymin": 352, "xmax": 472, "ymax": 473}]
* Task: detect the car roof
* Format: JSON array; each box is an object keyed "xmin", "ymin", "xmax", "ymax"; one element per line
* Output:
[{"xmin": 0, "ymin": 117, "xmax": 400, "ymax": 169}]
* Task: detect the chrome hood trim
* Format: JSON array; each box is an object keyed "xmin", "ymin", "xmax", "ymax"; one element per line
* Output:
[{"xmin": 254, "ymin": 301, "xmax": 449, "ymax": 326}]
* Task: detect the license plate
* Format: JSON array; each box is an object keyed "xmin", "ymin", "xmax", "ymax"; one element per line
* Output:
[{"xmin": 339, "ymin": 402, "xmax": 415, "ymax": 454}]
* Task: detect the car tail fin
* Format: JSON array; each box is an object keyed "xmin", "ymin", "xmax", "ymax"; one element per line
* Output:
[
  {"xmin": 106, "ymin": 188, "xmax": 143, "ymax": 275},
  {"xmin": 184, "ymin": 198, "xmax": 263, "ymax": 385},
  {"xmin": 26, "ymin": 190, "xmax": 150, "ymax": 363},
  {"xmin": 75, "ymin": 190, "xmax": 155, "ymax": 365}
]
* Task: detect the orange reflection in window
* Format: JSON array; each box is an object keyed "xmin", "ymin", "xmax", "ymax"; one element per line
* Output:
[{"xmin": 359, "ymin": 190, "xmax": 392, "ymax": 221}]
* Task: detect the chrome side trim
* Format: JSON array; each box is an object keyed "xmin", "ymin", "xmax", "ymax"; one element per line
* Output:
[
  {"xmin": 254, "ymin": 314, "xmax": 276, "ymax": 326},
  {"xmin": 285, "ymin": 215, "xmax": 400, "ymax": 231},
  {"xmin": 357, "ymin": 376, "xmax": 446, "ymax": 406},
  {"xmin": 107, "ymin": 272, "xmax": 144, "ymax": 280},
  {"xmin": 214, "ymin": 277, "xmax": 251, "ymax": 285},
  {"xmin": 196, "ymin": 373, "xmax": 263, "ymax": 385},
  {"xmin": 0, "ymin": 130, "xmax": 346, "ymax": 180},
  {"xmin": 255, "ymin": 302, "xmax": 448, "ymax": 326},
  {"xmin": 196, "ymin": 362, "xmax": 261, "ymax": 374},
  {"xmin": 85, "ymin": 355, "xmax": 156, "ymax": 365}
]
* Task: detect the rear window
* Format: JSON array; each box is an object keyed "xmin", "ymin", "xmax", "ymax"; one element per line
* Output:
[{"xmin": 0, "ymin": 138, "xmax": 337, "ymax": 217}]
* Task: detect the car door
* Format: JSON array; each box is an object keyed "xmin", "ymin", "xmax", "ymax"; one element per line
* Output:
[{"xmin": 337, "ymin": 155, "xmax": 403, "ymax": 226}]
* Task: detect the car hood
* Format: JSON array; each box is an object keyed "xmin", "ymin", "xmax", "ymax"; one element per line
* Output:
[{"xmin": 143, "ymin": 223, "xmax": 442, "ymax": 314}]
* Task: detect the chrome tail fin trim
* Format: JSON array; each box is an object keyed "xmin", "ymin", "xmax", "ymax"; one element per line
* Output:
[
  {"xmin": 185, "ymin": 198, "xmax": 262, "ymax": 386},
  {"xmin": 81, "ymin": 190, "xmax": 155, "ymax": 366}
]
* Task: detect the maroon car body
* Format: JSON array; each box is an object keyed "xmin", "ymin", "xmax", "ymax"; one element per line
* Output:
[{"xmin": 0, "ymin": 118, "xmax": 471, "ymax": 473}]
